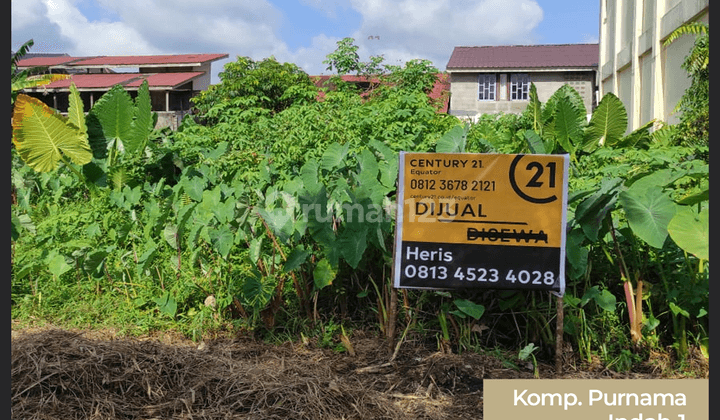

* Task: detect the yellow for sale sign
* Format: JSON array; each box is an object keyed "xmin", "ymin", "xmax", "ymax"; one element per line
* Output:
[{"xmin": 393, "ymin": 152, "xmax": 569, "ymax": 294}]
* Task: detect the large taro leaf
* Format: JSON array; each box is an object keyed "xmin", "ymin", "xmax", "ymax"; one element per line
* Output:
[
  {"xmin": 627, "ymin": 168, "xmax": 688, "ymax": 193},
  {"xmin": 88, "ymin": 84, "xmax": 134, "ymax": 154},
  {"xmin": 368, "ymin": 140, "xmax": 399, "ymax": 189},
  {"xmin": 616, "ymin": 120, "xmax": 655, "ymax": 148},
  {"xmin": 136, "ymin": 242, "xmax": 158, "ymax": 277},
  {"xmin": 66, "ymin": 84, "xmax": 87, "ymax": 136},
  {"xmin": 83, "ymin": 250, "xmax": 108, "ymax": 278},
  {"xmin": 582, "ymin": 92, "xmax": 627, "ymax": 151},
  {"xmin": 283, "ymin": 245, "xmax": 311, "ymax": 273},
  {"xmin": 523, "ymin": 129, "xmax": 548, "ymax": 154},
  {"xmin": 299, "ymin": 185, "xmax": 334, "ymax": 244},
  {"xmin": 153, "ymin": 292, "xmax": 178, "ymax": 317},
  {"xmin": 241, "ymin": 269, "xmax": 275, "ymax": 309},
  {"xmin": 581, "ymin": 286, "xmax": 616, "ymax": 312},
  {"xmin": 566, "ymin": 228, "xmax": 590, "ymax": 280},
  {"xmin": 313, "ymin": 258, "xmax": 337, "ymax": 290},
  {"xmin": 618, "ymin": 187, "xmax": 677, "ymax": 249},
  {"xmin": 355, "ymin": 148, "xmax": 380, "ymax": 189},
  {"xmin": 12, "ymin": 94, "xmax": 92, "ymax": 172},
  {"xmin": 213, "ymin": 199, "xmax": 237, "ymax": 224},
  {"xmin": 12, "ymin": 73, "xmax": 70, "ymax": 95},
  {"xmin": 300, "ymin": 158, "xmax": 322, "ymax": 196},
  {"xmin": 435, "ymin": 124, "xmax": 468, "ymax": 153},
  {"xmin": 338, "ymin": 226, "xmax": 367, "ymax": 269},
  {"xmin": 46, "ymin": 250, "xmax": 73, "ymax": 279},
  {"xmin": 667, "ymin": 206, "xmax": 708, "ymax": 260},
  {"xmin": 573, "ymin": 178, "xmax": 622, "ymax": 242},
  {"xmin": 320, "ymin": 142, "xmax": 349, "ymax": 172},
  {"xmin": 452, "ymin": 299, "xmax": 485, "ymax": 320},
  {"xmin": 369, "ymin": 138, "xmax": 396, "ymax": 162},
  {"xmin": 209, "ymin": 225, "xmax": 235, "ymax": 259},
  {"xmin": 526, "ymin": 83, "xmax": 543, "ymax": 132},
  {"xmin": 128, "ymin": 80, "xmax": 154, "ymax": 154},
  {"xmin": 163, "ymin": 223, "xmax": 178, "ymax": 250},
  {"xmin": 557, "ymin": 84, "xmax": 587, "ymax": 116},
  {"xmin": 552, "ymin": 98, "xmax": 583, "ymax": 155},
  {"xmin": 257, "ymin": 207, "xmax": 294, "ymax": 243},
  {"xmin": 182, "ymin": 176, "xmax": 207, "ymax": 202}
]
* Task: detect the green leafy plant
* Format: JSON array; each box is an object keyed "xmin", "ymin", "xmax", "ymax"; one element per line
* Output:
[
  {"xmin": 435, "ymin": 123, "xmax": 470, "ymax": 153},
  {"xmin": 449, "ymin": 298, "xmax": 486, "ymax": 353},
  {"xmin": 89, "ymin": 82, "xmax": 155, "ymax": 160},
  {"xmin": 564, "ymin": 286, "xmax": 617, "ymax": 363},
  {"xmin": 10, "ymin": 40, "xmax": 708, "ymax": 375},
  {"xmin": 322, "ymin": 37, "xmax": 384, "ymax": 76},
  {"xmin": 520, "ymin": 80, "xmax": 708, "ymax": 360},
  {"xmin": 664, "ymin": 22, "xmax": 709, "ymax": 152},
  {"xmin": 191, "ymin": 56, "xmax": 318, "ymax": 123},
  {"xmin": 12, "ymin": 87, "xmax": 93, "ymax": 176},
  {"xmin": 518, "ymin": 343, "xmax": 540, "ymax": 378}
]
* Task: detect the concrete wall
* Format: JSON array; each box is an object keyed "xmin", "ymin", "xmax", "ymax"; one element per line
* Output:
[
  {"xmin": 449, "ymin": 70, "xmax": 596, "ymax": 120},
  {"xmin": 155, "ymin": 111, "xmax": 193, "ymax": 131},
  {"xmin": 192, "ymin": 63, "xmax": 213, "ymax": 91},
  {"xmin": 599, "ymin": 0, "xmax": 708, "ymax": 131}
]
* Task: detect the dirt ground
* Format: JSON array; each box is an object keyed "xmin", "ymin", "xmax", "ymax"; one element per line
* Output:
[{"xmin": 11, "ymin": 324, "xmax": 708, "ymax": 420}]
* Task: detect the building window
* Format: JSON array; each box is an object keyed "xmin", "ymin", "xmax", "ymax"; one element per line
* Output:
[
  {"xmin": 510, "ymin": 73, "xmax": 530, "ymax": 100},
  {"xmin": 478, "ymin": 74, "xmax": 496, "ymax": 101}
]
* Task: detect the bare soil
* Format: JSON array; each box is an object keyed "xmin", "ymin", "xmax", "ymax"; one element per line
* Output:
[{"xmin": 11, "ymin": 324, "xmax": 708, "ymax": 420}]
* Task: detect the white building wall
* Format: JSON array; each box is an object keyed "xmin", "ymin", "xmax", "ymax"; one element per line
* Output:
[
  {"xmin": 663, "ymin": 32, "xmax": 695, "ymax": 124},
  {"xmin": 639, "ymin": 52, "xmax": 653, "ymax": 124},
  {"xmin": 598, "ymin": 0, "xmax": 708, "ymax": 132},
  {"xmin": 618, "ymin": 66, "xmax": 633, "ymax": 126},
  {"xmin": 192, "ymin": 63, "xmax": 213, "ymax": 91}
]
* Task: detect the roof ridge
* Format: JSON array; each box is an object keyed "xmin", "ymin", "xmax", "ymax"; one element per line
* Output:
[{"xmin": 447, "ymin": 43, "xmax": 599, "ymax": 69}]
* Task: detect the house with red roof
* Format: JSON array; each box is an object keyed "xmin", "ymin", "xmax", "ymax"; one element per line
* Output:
[
  {"xmin": 445, "ymin": 44, "xmax": 599, "ymax": 121},
  {"xmin": 16, "ymin": 53, "xmax": 228, "ymax": 129}
]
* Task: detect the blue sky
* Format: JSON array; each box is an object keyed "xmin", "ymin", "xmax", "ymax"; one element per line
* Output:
[{"xmin": 12, "ymin": 0, "xmax": 600, "ymax": 83}]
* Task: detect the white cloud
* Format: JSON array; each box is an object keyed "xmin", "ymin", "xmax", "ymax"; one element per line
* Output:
[
  {"xmin": 12, "ymin": 0, "xmax": 296, "ymax": 81},
  {"xmin": 46, "ymin": 0, "xmax": 161, "ymax": 55},
  {"xmin": 12, "ymin": 0, "xmax": 160, "ymax": 55},
  {"xmin": 12, "ymin": 0, "xmax": 46, "ymax": 29},
  {"xmin": 300, "ymin": 0, "xmax": 350, "ymax": 18},
  {"xmin": 283, "ymin": 34, "xmax": 341, "ymax": 75},
  {"xmin": 96, "ymin": 0, "xmax": 284, "ymax": 56},
  {"xmin": 347, "ymin": 0, "xmax": 544, "ymax": 70},
  {"xmin": 581, "ymin": 34, "xmax": 600, "ymax": 44},
  {"xmin": 12, "ymin": 0, "xmax": 68, "ymax": 52},
  {"xmin": 12, "ymin": 0, "xmax": 548, "ymax": 81}
]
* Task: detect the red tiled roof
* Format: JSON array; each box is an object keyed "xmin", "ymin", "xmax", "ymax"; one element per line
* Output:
[
  {"xmin": 125, "ymin": 72, "xmax": 205, "ymax": 88},
  {"xmin": 27, "ymin": 72, "xmax": 204, "ymax": 90},
  {"xmin": 311, "ymin": 73, "xmax": 450, "ymax": 113},
  {"xmin": 15, "ymin": 56, "xmax": 80, "ymax": 67},
  {"xmin": 41, "ymin": 74, "xmax": 142, "ymax": 89},
  {"xmin": 70, "ymin": 54, "xmax": 229, "ymax": 66},
  {"xmin": 446, "ymin": 44, "xmax": 599, "ymax": 70},
  {"xmin": 312, "ymin": 75, "xmax": 378, "ymax": 85},
  {"xmin": 429, "ymin": 73, "xmax": 450, "ymax": 113},
  {"xmin": 16, "ymin": 53, "xmax": 229, "ymax": 69}
]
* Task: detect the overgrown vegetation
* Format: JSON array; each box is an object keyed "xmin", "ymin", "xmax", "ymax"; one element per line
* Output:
[
  {"xmin": 11, "ymin": 36, "xmax": 708, "ymax": 374},
  {"xmin": 663, "ymin": 22, "xmax": 709, "ymax": 153}
]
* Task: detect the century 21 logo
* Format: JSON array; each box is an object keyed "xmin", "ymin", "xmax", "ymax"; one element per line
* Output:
[{"xmin": 509, "ymin": 155, "xmax": 560, "ymax": 204}]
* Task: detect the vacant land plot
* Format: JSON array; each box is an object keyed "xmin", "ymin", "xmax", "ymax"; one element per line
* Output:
[{"xmin": 11, "ymin": 326, "xmax": 707, "ymax": 420}]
